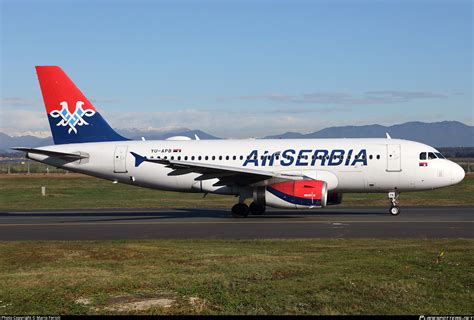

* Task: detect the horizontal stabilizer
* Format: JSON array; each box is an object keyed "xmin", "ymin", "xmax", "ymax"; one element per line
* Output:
[{"xmin": 12, "ymin": 147, "xmax": 86, "ymax": 160}]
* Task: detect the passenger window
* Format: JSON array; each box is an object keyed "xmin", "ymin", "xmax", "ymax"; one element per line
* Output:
[
  {"xmin": 220, "ymin": 156, "xmax": 223, "ymax": 160},
  {"xmin": 205, "ymin": 156, "xmax": 208, "ymax": 160},
  {"xmin": 198, "ymin": 156, "xmax": 202, "ymax": 160},
  {"xmin": 226, "ymin": 156, "xmax": 229, "ymax": 160},
  {"xmin": 240, "ymin": 155, "xmax": 243, "ymax": 160},
  {"xmin": 419, "ymin": 152, "xmax": 426, "ymax": 160},
  {"xmin": 212, "ymin": 156, "xmax": 215, "ymax": 160},
  {"xmin": 428, "ymin": 152, "xmax": 437, "ymax": 160},
  {"xmin": 191, "ymin": 156, "xmax": 195, "ymax": 161},
  {"xmin": 376, "ymin": 155, "xmax": 380, "ymax": 159},
  {"xmin": 233, "ymin": 156, "xmax": 236, "ymax": 160},
  {"xmin": 184, "ymin": 156, "xmax": 188, "ymax": 160},
  {"xmin": 369, "ymin": 155, "xmax": 373, "ymax": 160}
]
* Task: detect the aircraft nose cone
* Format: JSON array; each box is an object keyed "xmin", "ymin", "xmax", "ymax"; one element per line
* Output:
[{"xmin": 451, "ymin": 163, "xmax": 465, "ymax": 185}]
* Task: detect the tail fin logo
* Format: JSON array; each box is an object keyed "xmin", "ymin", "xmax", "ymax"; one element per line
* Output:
[{"xmin": 49, "ymin": 101, "xmax": 96, "ymax": 134}]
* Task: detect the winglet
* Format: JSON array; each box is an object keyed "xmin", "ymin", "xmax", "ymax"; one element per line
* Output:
[
  {"xmin": 194, "ymin": 134, "xmax": 200, "ymax": 140},
  {"xmin": 386, "ymin": 132, "xmax": 392, "ymax": 139},
  {"xmin": 130, "ymin": 151, "xmax": 147, "ymax": 167}
]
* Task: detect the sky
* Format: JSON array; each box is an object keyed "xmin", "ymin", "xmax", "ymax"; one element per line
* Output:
[{"xmin": 0, "ymin": 0, "xmax": 472, "ymax": 138}]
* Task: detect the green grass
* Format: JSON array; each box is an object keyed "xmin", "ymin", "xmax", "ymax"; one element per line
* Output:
[
  {"xmin": 0, "ymin": 173, "xmax": 473, "ymax": 210},
  {"xmin": 0, "ymin": 239, "xmax": 472, "ymax": 315}
]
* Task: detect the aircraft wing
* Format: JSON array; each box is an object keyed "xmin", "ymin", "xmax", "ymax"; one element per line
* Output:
[
  {"xmin": 12, "ymin": 147, "xmax": 87, "ymax": 160},
  {"xmin": 130, "ymin": 152, "xmax": 301, "ymax": 186}
]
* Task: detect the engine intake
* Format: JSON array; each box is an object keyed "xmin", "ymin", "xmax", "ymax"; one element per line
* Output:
[{"xmin": 265, "ymin": 180, "xmax": 328, "ymax": 209}]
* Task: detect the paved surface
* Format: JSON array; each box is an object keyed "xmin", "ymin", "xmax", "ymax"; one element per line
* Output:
[{"xmin": 0, "ymin": 206, "xmax": 472, "ymax": 240}]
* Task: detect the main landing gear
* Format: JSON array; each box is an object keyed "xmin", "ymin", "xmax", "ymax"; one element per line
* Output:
[
  {"xmin": 231, "ymin": 201, "xmax": 266, "ymax": 218},
  {"xmin": 249, "ymin": 202, "xmax": 266, "ymax": 215},
  {"xmin": 231, "ymin": 203, "xmax": 249, "ymax": 218},
  {"xmin": 388, "ymin": 191, "xmax": 400, "ymax": 216}
]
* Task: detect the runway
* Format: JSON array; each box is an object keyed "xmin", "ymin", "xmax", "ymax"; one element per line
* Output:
[{"xmin": 0, "ymin": 206, "xmax": 472, "ymax": 240}]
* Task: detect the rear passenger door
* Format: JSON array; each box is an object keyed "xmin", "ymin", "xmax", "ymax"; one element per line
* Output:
[{"xmin": 114, "ymin": 145, "xmax": 128, "ymax": 173}]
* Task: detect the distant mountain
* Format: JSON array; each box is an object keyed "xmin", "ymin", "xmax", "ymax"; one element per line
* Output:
[
  {"xmin": 265, "ymin": 121, "xmax": 474, "ymax": 147},
  {"xmin": 117, "ymin": 128, "xmax": 219, "ymax": 140},
  {"xmin": 0, "ymin": 128, "xmax": 219, "ymax": 153},
  {"xmin": 1, "ymin": 121, "xmax": 472, "ymax": 153},
  {"xmin": 0, "ymin": 132, "xmax": 53, "ymax": 152}
]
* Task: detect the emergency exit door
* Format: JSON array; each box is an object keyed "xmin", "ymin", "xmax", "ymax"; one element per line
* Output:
[
  {"xmin": 114, "ymin": 146, "xmax": 128, "ymax": 173},
  {"xmin": 386, "ymin": 144, "xmax": 401, "ymax": 172}
]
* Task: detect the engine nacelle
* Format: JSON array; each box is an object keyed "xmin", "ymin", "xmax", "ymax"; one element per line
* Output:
[
  {"xmin": 326, "ymin": 191, "xmax": 343, "ymax": 205},
  {"xmin": 264, "ymin": 180, "xmax": 328, "ymax": 209}
]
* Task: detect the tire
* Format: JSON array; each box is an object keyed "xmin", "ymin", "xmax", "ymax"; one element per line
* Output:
[
  {"xmin": 231, "ymin": 203, "xmax": 249, "ymax": 218},
  {"xmin": 249, "ymin": 202, "xmax": 266, "ymax": 215},
  {"xmin": 389, "ymin": 206, "xmax": 400, "ymax": 216}
]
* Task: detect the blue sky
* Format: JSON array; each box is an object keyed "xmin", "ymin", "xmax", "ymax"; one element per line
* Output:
[{"xmin": 1, "ymin": 0, "xmax": 472, "ymax": 138}]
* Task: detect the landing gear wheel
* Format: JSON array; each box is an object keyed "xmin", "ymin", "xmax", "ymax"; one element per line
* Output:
[
  {"xmin": 231, "ymin": 203, "xmax": 249, "ymax": 218},
  {"xmin": 390, "ymin": 206, "xmax": 400, "ymax": 216},
  {"xmin": 249, "ymin": 202, "xmax": 266, "ymax": 215},
  {"xmin": 388, "ymin": 191, "xmax": 401, "ymax": 216}
]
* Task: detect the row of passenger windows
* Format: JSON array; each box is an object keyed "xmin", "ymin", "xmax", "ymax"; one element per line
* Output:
[
  {"xmin": 151, "ymin": 154, "xmax": 383, "ymax": 161},
  {"xmin": 419, "ymin": 152, "xmax": 445, "ymax": 160}
]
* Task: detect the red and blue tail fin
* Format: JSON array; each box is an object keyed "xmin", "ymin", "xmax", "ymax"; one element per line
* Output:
[{"xmin": 35, "ymin": 66, "xmax": 127, "ymax": 144}]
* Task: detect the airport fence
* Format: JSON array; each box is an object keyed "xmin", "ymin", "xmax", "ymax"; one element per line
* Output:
[{"xmin": 0, "ymin": 160, "xmax": 68, "ymax": 174}]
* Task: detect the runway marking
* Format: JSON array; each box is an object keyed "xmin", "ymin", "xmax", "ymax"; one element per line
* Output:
[
  {"xmin": 6, "ymin": 207, "xmax": 471, "ymax": 215},
  {"xmin": 0, "ymin": 220, "xmax": 473, "ymax": 227}
]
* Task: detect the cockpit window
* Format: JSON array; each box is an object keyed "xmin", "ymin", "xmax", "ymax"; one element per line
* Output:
[
  {"xmin": 428, "ymin": 152, "xmax": 437, "ymax": 159},
  {"xmin": 419, "ymin": 152, "xmax": 426, "ymax": 160},
  {"xmin": 435, "ymin": 152, "xmax": 445, "ymax": 159}
]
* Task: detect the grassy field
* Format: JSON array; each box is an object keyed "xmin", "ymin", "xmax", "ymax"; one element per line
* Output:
[
  {"xmin": 0, "ymin": 173, "xmax": 473, "ymax": 210},
  {"xmin": 0, "ymin": 239, "xmax": 472, "ymax": 315}
]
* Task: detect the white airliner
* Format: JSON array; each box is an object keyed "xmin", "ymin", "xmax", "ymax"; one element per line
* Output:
[{"xmin": 14, "ymin": 66, "xmax": 465, "ymax": 217}]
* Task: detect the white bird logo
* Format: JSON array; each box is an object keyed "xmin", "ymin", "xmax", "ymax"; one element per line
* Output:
[{"xmin": 49, "ymin": 101, "xmax": 96, "ymax": 134}]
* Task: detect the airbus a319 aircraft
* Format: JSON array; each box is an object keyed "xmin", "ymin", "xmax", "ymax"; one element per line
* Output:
[{"xmin": 15, "ymin": 66, "xmax": 465, "ymax": 217}]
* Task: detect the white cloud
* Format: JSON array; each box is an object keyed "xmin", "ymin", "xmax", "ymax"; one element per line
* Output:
[
  {"xmin": 0, "ymin": 109, "xmax": 49, "ymax": 136},
  {"xmin": 0, "ymin": 97, "xmax": 41, "ymax": 107},
  {"xmin": 220, "ymin": 90, "xmax": 448, "ymax": 105}
]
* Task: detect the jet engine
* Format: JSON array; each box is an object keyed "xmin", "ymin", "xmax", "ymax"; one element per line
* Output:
[{"xmin": 258, "ymin": 180, "xmax": 328, "ymax": 209}]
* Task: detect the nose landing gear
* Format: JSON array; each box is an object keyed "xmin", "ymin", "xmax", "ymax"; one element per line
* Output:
[{"xmin": 388, "ymin": 191, "xmax": 400, "ymax": 215}]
